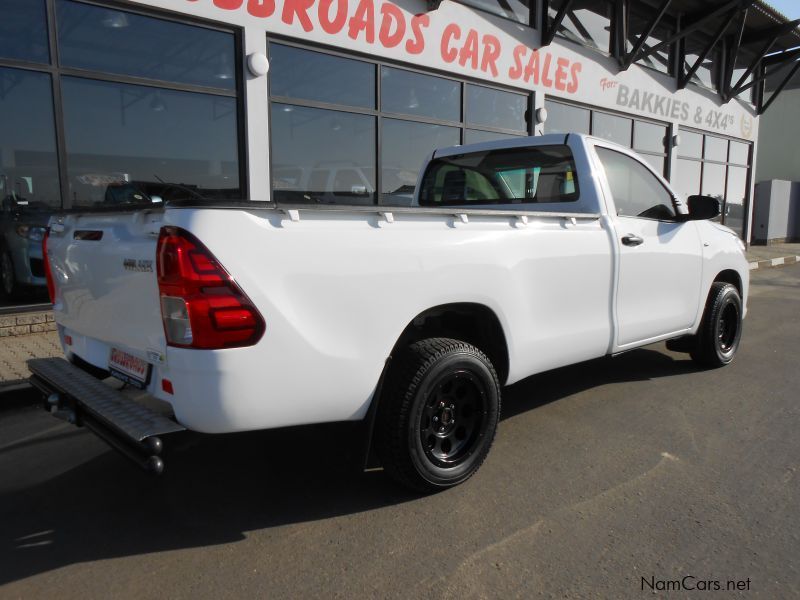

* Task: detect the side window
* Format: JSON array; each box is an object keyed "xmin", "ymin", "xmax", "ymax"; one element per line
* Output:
[{"xmin": 596, "ymin": 147, "xmax": 676, "ymax": 220}]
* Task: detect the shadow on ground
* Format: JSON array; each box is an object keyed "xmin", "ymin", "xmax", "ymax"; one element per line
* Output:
[{"xmin": 0, "ymin": 346, "xmax": 696, "ymax": 585}]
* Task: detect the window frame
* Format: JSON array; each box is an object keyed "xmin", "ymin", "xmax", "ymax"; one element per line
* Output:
[{"xmin": 266, "ymin": 37, "xmax": 534, "ymax": 207}]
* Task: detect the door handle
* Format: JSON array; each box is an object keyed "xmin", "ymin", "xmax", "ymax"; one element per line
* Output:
[{"xmin": 621, "ymin": 234, "xmax": 644, "ymax": 247}]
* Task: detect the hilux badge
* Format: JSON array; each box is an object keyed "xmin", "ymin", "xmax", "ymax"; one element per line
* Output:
[{"xmin": 123, "ymin": 258, "xmax": 153, "ymax": 272}]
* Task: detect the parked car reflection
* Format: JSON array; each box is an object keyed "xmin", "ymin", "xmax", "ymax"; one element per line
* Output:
[{"xmin": 0, "ymin": 176, "xmax": 51, "ymax": 302}]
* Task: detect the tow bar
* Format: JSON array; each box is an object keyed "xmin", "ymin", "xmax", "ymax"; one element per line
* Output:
[{"xmin": 28, "ymin": 358, "xmax": 185, "ymax": 474}]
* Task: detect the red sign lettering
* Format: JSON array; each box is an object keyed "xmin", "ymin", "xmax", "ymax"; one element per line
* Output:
[
  {"xmin": 509, "ymin": 45, "xmax": 581, "ymax": 93},
  {"xmin": 191, "ymin": 0, "xmax": 582, "ymax": 93}
]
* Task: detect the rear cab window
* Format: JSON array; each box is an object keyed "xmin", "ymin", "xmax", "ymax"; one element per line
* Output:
[{"xmin": 418, "ymin": 145, "xmax": 580, "ymax": 209}]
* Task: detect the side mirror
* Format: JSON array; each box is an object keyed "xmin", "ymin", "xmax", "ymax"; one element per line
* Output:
[{"xmin": 686, "ymin": 195, "xmax": 720, "ymax": 220}]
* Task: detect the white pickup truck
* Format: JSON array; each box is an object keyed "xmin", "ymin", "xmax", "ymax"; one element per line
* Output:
[{"xmin": 29, "ymin": 134, "xmax": 749, "ymax": 492}]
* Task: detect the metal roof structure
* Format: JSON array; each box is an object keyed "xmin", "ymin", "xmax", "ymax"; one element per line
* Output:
[{"xmin": 541, "ymin": 0, "xmax": 800, "ymax": 113}]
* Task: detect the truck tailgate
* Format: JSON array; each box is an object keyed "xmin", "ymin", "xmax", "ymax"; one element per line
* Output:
[{"xmin": 47, "ymin": 210, "xmax": 166, "ymax": 367}]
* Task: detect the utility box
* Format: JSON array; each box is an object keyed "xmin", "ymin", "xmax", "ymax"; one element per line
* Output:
[{"xmin": 752, "ymin": 180, "xmax": 800, "ymax": 245}]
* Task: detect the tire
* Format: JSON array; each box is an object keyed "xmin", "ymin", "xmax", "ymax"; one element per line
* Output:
[
  {"xmin": 376, "ymin": 337, "xmax": 501, "ymax": 493},
  {"xmin": 0, "ymin": 247, "xmax": 18, "ymax": 301},
  {"xmin": 690, "ymin": 282, "xmax": 743, "ymax": 368}
]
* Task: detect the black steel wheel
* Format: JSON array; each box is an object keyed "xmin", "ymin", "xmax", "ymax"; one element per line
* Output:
[
  {"xmin": 690, "ymin": 282, "xmax": 743, "ymax": 368},
  {"xmin": 376, "ymin": 338, "xmax": 501, "ymax": 492}
]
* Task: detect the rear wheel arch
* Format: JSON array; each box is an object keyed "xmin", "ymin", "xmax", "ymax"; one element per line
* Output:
[
  {"xmin": 361, "ymin": 303, "xmax": 509, "ymax": 472},
  {"xmin": 389, "ymin": 302, "xmax": 510, "ymax": 386}
]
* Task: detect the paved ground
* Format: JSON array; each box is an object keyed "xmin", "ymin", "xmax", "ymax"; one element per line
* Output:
[
  {"xmin": 746, "ymin": 243, "xmax": 800, "ymax": 270},
  {"xmin": 745, "ymin": 242, "xmax": 800, "ymax": 262},
  {"xmin": 0, "ymin": 265, "xmax": 798, "ymax": 599},
  {"xmin": 0, "ymin": 332, "xmax": 61, "ymax": 386}
]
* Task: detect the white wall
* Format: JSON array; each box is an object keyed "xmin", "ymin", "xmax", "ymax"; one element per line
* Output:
[{"xmin": 756, "ymin": 87, "xmax": 800, "ymax": 183}]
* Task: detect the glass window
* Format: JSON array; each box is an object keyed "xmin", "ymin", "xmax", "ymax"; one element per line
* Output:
[
  {"xmin": 0, "ymin": 68, "xmax": 61, "ymax": 212},
  {"xmin": 704, "ymin": 136, "xmax": 728, "ymax": 162},
  {"xmin": 545, "ymin": 101, "xmax": 590, "ymax": 135},
  {"xmin": 678, "ymin": 130, "xmax": 703, "ymax": 158},
  {"xmin": 271, "ymin": 104, "xmax": 375, "ymax": 204},
  {"xmin": 269, "ymin": 44, "xmax": 375, "ymax": 109},
  {"xmin": 61, "ymin": 77, "xmax": 241, "ymax": 206},
  {"xmin": 640, "ymin": 154, "xmax": 665, "ymax": 176},
  {"xmin": 550, "ymin": 1, "xmax": 612, "ymax": 52},
  {"xmin": 729, "ymin": 141, "xmax": 750, "ymax": 166},
  {"xmin": 725, "ymin": 166, "xmax": 748, "ymax": 236},
  {"xmin": 458, "ymin": 0, "xmax": 530, "ymax": 24},
  {"xmin": 464, "ymin": 130, "xmax": 525, "ymax": 145},
  {"xmin": 701, "ymin": 162, "xmax": 726, "ymax": 199},
  {"xmin": 675, "ymin": 159, "xmax": 701, "ymax": 201},
  {"xmin": 0, "ymin": 0, "xmax": 49, "ymax": 64},
  {"xmin": 382, "ymin": 119, "xmax": 459, "ymax": 206},
  {"xmin": 419, "ymin": 145, "xmax": 579, "ymax": 207},
  {"xmin": 633, "ymin": 121, "xmax": 666, "ymax": 154},
  {"xmin": 592, "ymin": 112, "xmax": 632, "ymax": 147},
  {"xmin": 57, "ymin": 0, "xmax": 236, "ymax": 90},
  {"xmin": 381, "ymin": 68, "xmax": 460, "ymax": 122},
  {"xmin": 466, "ymin": 85, "xmax": 527, "ymax": 132},
  {"xmin": 596, "ymin": 147, "xmax": 675, "ymax": 219}
]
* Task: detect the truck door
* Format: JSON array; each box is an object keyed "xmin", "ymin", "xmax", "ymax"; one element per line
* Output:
[{"xmin": 594, "ymin": 145, "xmax": 704, "ymax": 349}]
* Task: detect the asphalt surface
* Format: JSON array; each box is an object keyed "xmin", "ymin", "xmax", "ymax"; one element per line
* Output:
[{"xmin": 1, "ymin": 265, "xmax": 798, "ymax": 599}]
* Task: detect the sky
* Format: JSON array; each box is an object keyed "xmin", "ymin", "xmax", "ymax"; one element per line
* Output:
[{"xmin": 764, "ymin": 0, "xmax": 800, "ymax": 20}]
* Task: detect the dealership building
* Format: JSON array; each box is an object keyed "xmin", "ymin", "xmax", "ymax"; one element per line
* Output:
[{"xmin": 1, "ymin": 0, "xmax": 800, "ymax": 266}]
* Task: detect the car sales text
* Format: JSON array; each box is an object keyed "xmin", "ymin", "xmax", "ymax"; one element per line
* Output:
[{"xmin": 190, "ymin": 0, "xmax": 583, "ymax": 93}]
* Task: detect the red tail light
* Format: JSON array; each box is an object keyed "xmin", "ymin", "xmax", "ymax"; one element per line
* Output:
[
  {"xmin": 42, "ymin": 228, "xmax": 56, "ymax": 303},
  {"xmin": 156, "ymin": 226, "xmax": 265, "ymax": 349}
]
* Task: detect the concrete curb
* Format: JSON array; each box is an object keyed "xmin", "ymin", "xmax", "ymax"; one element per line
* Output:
[{"xmin": 748, "ymin": 255, "xmax": 800, "ymax": 271}]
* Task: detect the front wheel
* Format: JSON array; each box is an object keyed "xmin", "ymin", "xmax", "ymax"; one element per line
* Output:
[
  {"xmin": 376, "ymin": 338, "xmax": 501, "ymax": 492},
  {"xmin": 690, "ymin": 282, "xmax": 743, "ymax": 368}
]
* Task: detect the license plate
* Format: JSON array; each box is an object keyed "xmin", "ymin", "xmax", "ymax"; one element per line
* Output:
[{"xmin": 108, "ymin": 348, "xmax": 152, "ymax": 389}]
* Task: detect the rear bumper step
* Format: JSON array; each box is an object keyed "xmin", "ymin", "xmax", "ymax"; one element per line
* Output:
[{"xmin": 27, "ymin": 357, "xmax": 185, "ymax": 474}]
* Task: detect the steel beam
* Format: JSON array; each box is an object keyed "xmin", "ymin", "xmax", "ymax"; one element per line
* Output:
[
  {"xmin": 543, "ymin": 0, "xmax": 575, "ymax": 47},
  {"xmin": 740, "ymin": 18, "xmax": 800, "ymax": 45},
  {"xmin": 611, "ymin": 0, "xmax": 627, "ymax": 64},
  {"xmin": 622, "ymin": 0, "xmax": 672, "ymax": 70},
  {"xmin": 679, "ymin": 7, "xmax": 739, "ymax": 89},
  {"xmin": 643, "ymin": 0, "xmax": 745, "ymax": 59},
  {"xmin": 763, "ymin": 46, "xmax": 800, "ymax": 67},
  {"xmin": 731, "ymin": 37, "xmax": 778, "ymax": 95},
  {"xmin": 734, "ymin": 51, "xmax": 800, "ymax": 95},
  {"xmin": 722, "ymin": 7, "xmax": 748, "ymax": 100}
]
